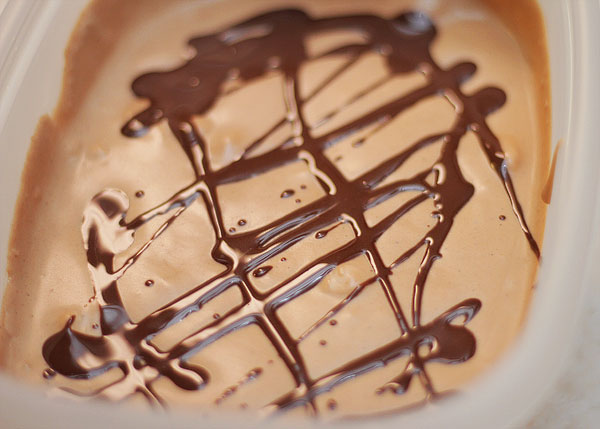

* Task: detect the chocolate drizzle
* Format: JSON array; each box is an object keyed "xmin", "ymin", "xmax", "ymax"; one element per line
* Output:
[{"xmin": 41, "ymin": 9, "xmax": 540, "ymax": 416}]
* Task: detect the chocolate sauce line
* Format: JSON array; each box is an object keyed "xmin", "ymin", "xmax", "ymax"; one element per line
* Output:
[
  {"xmin": 280, "ymin": 50, "xmax": 412, "ymax": 342},
  {"xmin": 277, "ymin": 297, "xmax": 481, "ymax": 410},
  {"xmin": 302, "ymin": 55, "xmax": 361, "ymax": 103},
  {"xmin": 42, "ymin": 9, "xmax": 540, "ymax": 415},
  {"xmin": 312, "ymin": 75, "xmax": 394, "ymax": 128},
  {"xmin": 296, "ymin": 277, "xmax": 371, "ymax": 342}
]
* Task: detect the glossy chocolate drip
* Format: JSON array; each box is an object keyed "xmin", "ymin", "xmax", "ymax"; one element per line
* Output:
[{"xmin": 41, "ymin": 8, "xmax": 540, "ymax": 416}]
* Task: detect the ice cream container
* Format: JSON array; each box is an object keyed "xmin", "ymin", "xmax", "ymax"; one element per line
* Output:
[{"xmin": 1, "ymin": 0, "xmax": 599, "ymax": 427}]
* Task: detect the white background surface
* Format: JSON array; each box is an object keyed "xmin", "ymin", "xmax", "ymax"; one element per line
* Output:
[{"xmin": 530, "ymin": 284, "xmax": 600, "ymax": 428}]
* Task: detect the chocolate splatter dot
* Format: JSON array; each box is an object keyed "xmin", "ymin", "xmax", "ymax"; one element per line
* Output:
[
  {"xmin": 145, "ymin": 279, "xmax": 154, "ymax": 287},
  {"xmin": 253, "ymin": 266, "xmax": 273, "ymax": 277},
  {"xmin": 327, "ymin": 399, "xmax": 338, "ymax": 410},
  {"xmin": 247, "ymin": 368, "xmax": 262, "ymax": 379},
  {"xmin": 42, "ymin": 368, "xmax": 56, "ymax": 380}
]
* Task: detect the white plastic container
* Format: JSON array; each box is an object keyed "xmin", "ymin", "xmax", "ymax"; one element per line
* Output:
[{"xmin": 1, "ymin": 1, "xmax": 599, "ymax": 427}]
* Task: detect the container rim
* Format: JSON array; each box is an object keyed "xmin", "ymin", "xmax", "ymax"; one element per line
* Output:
[{"xmin": 1, "ymin": 1, "xmax": 599, "ymax": 428}]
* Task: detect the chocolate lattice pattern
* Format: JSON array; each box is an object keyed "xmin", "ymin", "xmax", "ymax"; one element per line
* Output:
[{"xmin": 42, "ymin": 9, "xmax": 539, "ymax": 416}]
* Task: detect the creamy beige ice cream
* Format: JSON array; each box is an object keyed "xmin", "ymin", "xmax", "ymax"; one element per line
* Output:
[{"xmin": 0, "ymin": 0, "xmax": 550, "ymax": 420}]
